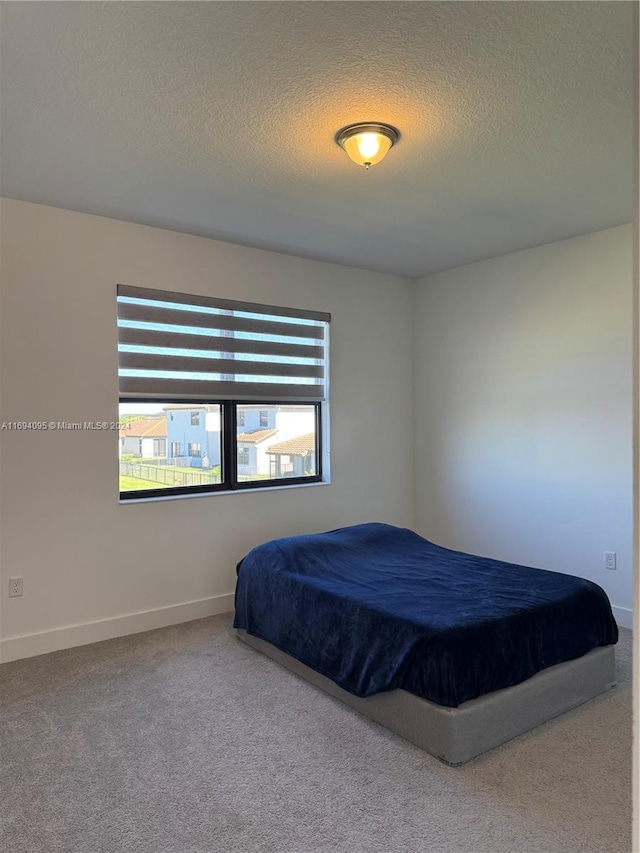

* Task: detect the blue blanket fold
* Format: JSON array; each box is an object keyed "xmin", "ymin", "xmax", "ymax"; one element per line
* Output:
[{"xmin": 233, "ymin": 523, "xmax": 618, "ymax": 707}]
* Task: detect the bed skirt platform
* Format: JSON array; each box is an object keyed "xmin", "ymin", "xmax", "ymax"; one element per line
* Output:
[{"xmin": 236, "ymin": 629, "xmax": 616, "ymax": 765}]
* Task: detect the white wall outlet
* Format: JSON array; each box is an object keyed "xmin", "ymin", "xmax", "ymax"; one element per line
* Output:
[
  {"xmin": 604, "ymin": 551, "xmax": 617, "ymax": 571},
  {"xmin": 9, "ymin": 576, "xmax": 23, "ymax": 597}
]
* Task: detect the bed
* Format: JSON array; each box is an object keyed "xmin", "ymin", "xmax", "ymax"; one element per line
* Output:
[{"xmin": 234, "ymin": 523, "xmax": 618, "ymax": 764}]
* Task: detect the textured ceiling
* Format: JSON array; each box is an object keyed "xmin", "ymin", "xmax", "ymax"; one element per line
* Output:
[{"xmin": 0, "ymin": 1, "xmax": 633, "ymax": 278}]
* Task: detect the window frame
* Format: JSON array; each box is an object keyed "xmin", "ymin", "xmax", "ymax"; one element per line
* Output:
[{"xmin": 119, "ymin": 399, "xmax": 323, "ymax": 501}]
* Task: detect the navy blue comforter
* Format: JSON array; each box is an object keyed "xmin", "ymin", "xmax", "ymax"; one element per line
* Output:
[{"xmin": 234, "ymin": 523, "xmax": 618, "ymax": 707}]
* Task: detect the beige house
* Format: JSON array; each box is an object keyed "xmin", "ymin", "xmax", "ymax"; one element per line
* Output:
[
  {"xmin": 266, "ymin": 433, "xmax": 316, "ymax": 478},
  {"xmin": 119, "ymin": 417, "xmax": 167, "ymax": 459}
]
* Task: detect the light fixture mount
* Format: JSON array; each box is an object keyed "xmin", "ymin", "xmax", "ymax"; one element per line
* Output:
[{"xmin": 335, "ymin": 122, "xmax": 400, "ymax": 170}]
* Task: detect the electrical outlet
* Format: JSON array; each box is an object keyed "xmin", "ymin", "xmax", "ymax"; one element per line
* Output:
[
  {"xmin": 9, "ymin": 576, "xmax": 23, "ymax": 597},
  {"xmin": 604, "ymin": 552, "xmax": 617, "ymax": 571}
]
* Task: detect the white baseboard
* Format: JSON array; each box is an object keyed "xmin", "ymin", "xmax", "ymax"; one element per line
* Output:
[
  {"xmin": 0, "ymin": 593, "xmax": 235, "ymax": 664},
  {"xmin": 612, "ymin": 605, "xmax": 633, "ymax": 630}
]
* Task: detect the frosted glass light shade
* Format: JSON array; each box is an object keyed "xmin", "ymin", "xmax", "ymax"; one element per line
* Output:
[{"xmin": 336, "ymin": 123, "xmax": 399, "ymax": 169}]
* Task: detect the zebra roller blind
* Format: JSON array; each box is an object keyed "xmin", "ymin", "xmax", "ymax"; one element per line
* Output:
[{"xmin": 117, "ymin": 285, "xmax": 330, "ymax": 402}]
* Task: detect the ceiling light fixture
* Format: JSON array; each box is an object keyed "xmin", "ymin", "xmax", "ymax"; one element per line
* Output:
[{"xmin": 335, "ymin": 122, "xmax": 400, "ymax": 170}]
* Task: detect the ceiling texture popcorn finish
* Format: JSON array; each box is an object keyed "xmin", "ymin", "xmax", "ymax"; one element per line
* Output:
[{"xmin": 0, "ymin": 2, "xmax": 633, "ymax": 277}]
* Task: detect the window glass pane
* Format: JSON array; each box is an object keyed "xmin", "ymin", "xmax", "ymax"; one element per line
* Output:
[
  {"xmin": 237, "ymin": 404, "xmax": 317, "ymax": 483},
  {"xmin": 119, "ymin": 402, "xmax": 222, "ymax": 494}
]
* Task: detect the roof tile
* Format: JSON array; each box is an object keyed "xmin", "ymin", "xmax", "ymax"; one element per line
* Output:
[
  {"xmin": 266, "ymin": 433, "xmax": 315, "ymax": 455},
  {"xmin": 236, "ymin": 428, "xmax": 278, "ymax": 444}
]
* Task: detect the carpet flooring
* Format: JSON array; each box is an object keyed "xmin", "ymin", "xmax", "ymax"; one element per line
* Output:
[{"xmin": 0, "ymin": 615, "xmax": 632, "ymax": 853}]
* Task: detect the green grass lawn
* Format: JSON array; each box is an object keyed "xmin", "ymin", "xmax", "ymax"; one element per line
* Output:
[
  {"xmin": 120, "ymin": 471, "xmax": 282, "ymax": 491},
  {"xmin": 120, "ymin": 470, "xmax": 222, "ymax": 491},
  {"xmin": 119, "ymin": 475, "xmax": 167, "ymax": 492}
]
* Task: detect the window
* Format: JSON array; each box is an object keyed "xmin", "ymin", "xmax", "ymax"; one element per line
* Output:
[{"xmin": 117, "ymin": 285, "xmax": 330, "ymax": 499}]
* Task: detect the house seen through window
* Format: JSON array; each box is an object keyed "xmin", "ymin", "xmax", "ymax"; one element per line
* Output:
[{"xmin": 117, "ymin": 285, "xmax": 330, "ymax": 499}]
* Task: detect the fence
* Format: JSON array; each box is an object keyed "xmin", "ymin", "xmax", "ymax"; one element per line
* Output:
[
  {"xmin": 121, "ymin": 456, "xmax": 194, "ymax": 469},
  {"xmin": 121, "ymin": 462, "xmax": 221, "ymax": 488}
]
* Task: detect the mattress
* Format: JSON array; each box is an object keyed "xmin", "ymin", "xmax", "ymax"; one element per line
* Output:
[{"xmin": 234, "ymin": 523, "xmax": 618, "ymax": 707}]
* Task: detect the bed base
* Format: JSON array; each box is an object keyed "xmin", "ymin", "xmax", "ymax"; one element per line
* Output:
[{"xmin": 236, "ymin": 630, "xmax": 616, "ymax": 765}]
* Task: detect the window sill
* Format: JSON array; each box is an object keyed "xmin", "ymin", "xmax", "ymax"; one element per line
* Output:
[{"xmin": 119, "ymin": 478, "xmax": 331, "ymax": 505}]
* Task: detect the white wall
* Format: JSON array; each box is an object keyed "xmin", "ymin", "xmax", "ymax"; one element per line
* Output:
[
  {"xmin": 1, "ymin": 201, "xmax": 632, "ymax": 660},
  {"xmin": 413, "ymin": 225, "xmax": 633, "ymax": 626},
  {"xmin": 0, "ymin": 199, "xmax": 415, "ymax": 660}
]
